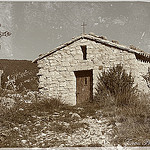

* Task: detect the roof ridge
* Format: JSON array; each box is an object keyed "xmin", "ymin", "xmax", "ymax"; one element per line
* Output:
[
  {"xmin": 88, "ymin": 32, "xmax": 108, "ymax": 40},
  {"xmin": 33, "ymin": 33, "xmax": 150, "ymax": 63},
  {"xmin": 86, "ymin": 33, "xmax": 149, "ymax": 55}
]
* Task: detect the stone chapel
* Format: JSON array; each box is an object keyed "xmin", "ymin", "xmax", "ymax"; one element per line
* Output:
[{"xmin": 33, "ymin": 33, "xmax": 150, "ymax": 105}]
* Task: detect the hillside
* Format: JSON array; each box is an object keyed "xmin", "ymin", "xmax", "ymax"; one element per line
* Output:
[{"xmin": 0, "ymin": 59, "xmax": 38, "ymax": 91}]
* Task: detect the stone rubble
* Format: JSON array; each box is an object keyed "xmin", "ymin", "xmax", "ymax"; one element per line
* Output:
[
  {"xmin": 0, "ymin": 97, "xmax": 15, "ymax": 108},
  {"xmin": 70, "ymin": 112, "xmax": 81, "ymax": 119},
  {"xmin": 64, "ymin": 117, "xmax": 114, "ymax": 147},
  {"xmin": 22, "ymin": 116, "xmax": 115, "ymax": 147},
  {"xmin": 0, "ymin": 106, "xmax": 125, "ymax": 148}
]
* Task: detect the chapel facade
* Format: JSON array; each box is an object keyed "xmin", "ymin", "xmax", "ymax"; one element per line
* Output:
[{"xmin": 33, "ymin": 33, "xmax": 150, "ymax": 105}]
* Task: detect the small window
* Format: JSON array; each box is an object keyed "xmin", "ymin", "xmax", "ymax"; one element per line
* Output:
[
  {"xmin": 81, "ymin": 45, "xmax": 87, "ymax": 60},
  {"xmin": 85, "ymin": 77, "xmax": 87, "ymax": 85}
]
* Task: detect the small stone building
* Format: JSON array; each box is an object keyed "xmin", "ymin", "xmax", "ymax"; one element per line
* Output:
[{"xmin": 33, "ymin": 33, "xmax": 150, "ymax": 105}]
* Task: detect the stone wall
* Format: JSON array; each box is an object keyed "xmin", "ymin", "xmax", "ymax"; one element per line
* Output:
[{"xmin": 37, "ymin": 39, "xmax": 150, "ymax": 105}]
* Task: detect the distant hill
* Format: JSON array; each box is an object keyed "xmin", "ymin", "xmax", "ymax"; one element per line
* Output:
[{"xmin": 0, "ymin": 59, "xmax": 38, "ymax": 91}]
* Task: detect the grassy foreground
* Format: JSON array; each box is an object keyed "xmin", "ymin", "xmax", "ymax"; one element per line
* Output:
[
  {"xmin": 98, "ymin": 93, "xmax": 150, "ymax": 146},
  {"xmin": 0, "ymin": 89, "xmax": 102, "ymax": 147},
  {"xmin": 0, "ymin": 89, "xmax": 150, "ymax": 147}
]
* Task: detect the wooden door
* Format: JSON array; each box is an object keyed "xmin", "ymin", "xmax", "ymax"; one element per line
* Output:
[{"xmin": 74, "ymin": 70, "xmax": 93, "ymax": 104}]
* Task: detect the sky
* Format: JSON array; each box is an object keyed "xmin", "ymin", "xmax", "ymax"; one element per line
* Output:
[{"xmin": 0, "ymin": 1, "xmax": 150, "ymax": 60}]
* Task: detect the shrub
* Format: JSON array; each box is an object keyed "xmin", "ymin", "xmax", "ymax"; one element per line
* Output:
[{"xmin": 94, "ymin": 64, "xmax": 137, "ymax": 106}]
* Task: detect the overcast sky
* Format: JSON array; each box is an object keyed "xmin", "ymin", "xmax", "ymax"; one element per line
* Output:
[{"xmin": 0, "ymin": 1, "xmax": 150, "ymax": 60}]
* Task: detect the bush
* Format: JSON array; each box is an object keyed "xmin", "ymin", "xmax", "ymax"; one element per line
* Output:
[{"xmin": 94, "ymin": 64, "xmax": 137, "ymax": 106}]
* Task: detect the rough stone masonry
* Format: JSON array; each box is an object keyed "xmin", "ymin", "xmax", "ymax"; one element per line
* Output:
[{"xmin": 33, "ymin": 33, "xmax": 150, "ymax": 105}]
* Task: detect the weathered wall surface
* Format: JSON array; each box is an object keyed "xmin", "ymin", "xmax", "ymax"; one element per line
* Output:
[{"xmin": 37, "ymin": 39, "xmax": 150, "ymax": 105}]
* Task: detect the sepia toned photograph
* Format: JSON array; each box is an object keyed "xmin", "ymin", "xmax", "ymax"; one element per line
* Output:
[{"xmin": 0, "ymin": 0, "xmax": 150, "ymax": 149}]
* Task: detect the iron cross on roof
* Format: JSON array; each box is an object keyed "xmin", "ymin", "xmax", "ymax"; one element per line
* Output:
[
  {"xmin": 81, "ymin": 22, "xmax": 87, "ymax": 34},
  {"xmin": 0, "ymin": 24, "xmax": 11, "ymax": 38}
]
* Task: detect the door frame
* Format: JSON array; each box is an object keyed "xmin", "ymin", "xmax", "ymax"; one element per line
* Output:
[{"xmin": 74, "ymin": 69, "xmax": 93, "ymax": 104}]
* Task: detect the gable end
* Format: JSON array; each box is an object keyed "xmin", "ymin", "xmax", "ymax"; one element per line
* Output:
[{"xmin": 33, "ymin": 34, "xmax": 150, "ymax": 63}]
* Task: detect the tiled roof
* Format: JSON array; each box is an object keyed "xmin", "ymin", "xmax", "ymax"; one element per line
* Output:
[{"xmin": 33, "ymin": 33, "xmax": 150, "ymax": 63}]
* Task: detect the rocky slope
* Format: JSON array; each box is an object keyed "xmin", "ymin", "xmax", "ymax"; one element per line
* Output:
[{"xmin": 0, "ymin": 59, "xmax": 38, "ymax": 91}]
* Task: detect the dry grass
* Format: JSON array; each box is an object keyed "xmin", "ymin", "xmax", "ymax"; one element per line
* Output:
[
  {"xmin": 108, "ymin": 93, "xmax": 150, "ymax": 146},
  {"xmin": 94, "ymin": 93, "xmax": 150, "ymax": 146},
  {"xmin": 1, "ymin": 91, "xmax": 150, "ymax": 147},
  {"xmin": 1, "ymin": 62, "xmax": 150, "ymax": 147},
  {"xmin": 93, "ymin": 64, "xmax": 150, "ymax": 146},
  {"xmin": 1, "ymin": 96, "xmax": 69, "ymax": 124},
  {"xmin": 0, "ymin": 90, "xmax": 92, "ymax": 147}
]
